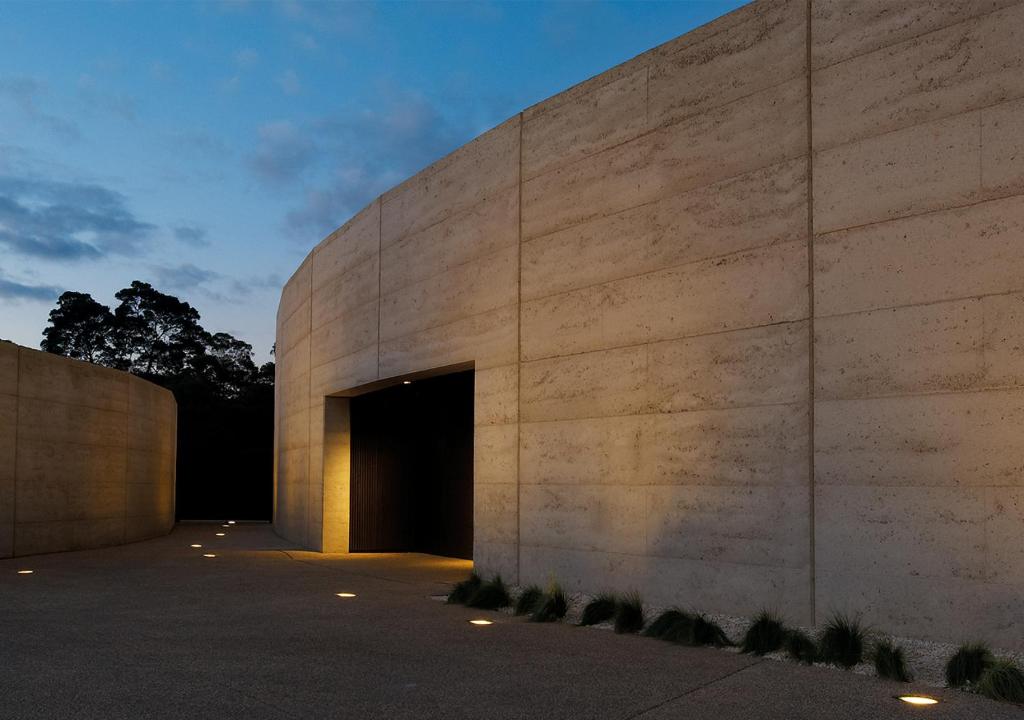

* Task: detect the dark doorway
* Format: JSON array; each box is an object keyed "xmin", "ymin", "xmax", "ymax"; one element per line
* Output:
[{"xmin": 349, "ymin": 370, "xmax": 474, "ymax": 559}]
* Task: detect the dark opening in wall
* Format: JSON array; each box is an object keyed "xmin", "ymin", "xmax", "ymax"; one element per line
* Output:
[{"xmin": 349, "ymin": 370, "xmax": 474, "ymax": 559}]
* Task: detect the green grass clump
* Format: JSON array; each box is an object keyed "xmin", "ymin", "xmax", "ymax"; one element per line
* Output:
[
  {"xmin": 531, "ymin": 584, "xmax": 568, "ymax": 623},
  {"xmin": 466, "ymin": 575, "xmax": 510, "ymax": 610},
  {"xmin": 579, "ymin": 593, "xmax": 617, "ymax": 626},
  {"xmin": 690, "ymin": 614, "xmax": 732, "ymax": 647},
  {"xmin": 741, "ymin": 611, "xmax": 786, "ymax": 656},
  {"xmin": 614, "ymin": 592, "xmax": 645, "ymax": 634},
  {"xmin": 977, "ymin": 660, "xmax": 1024, "ymax": 703},
  {"xmin": 945, "ymin": 642, "xmax": 994, "ymax": 688},
  {"xmin": 785, "ymin": 629, "xmax": 817, "ymax": 664},
  {"xmin": 873, "ymin": 639, "xmax": 912, "ymax": 682},
  {"xmin": 514, "ymin": 585, "xmax": 543, "ymax": 616},
  {"xmin": 818, "ymin": 613, "xmax": 865, "ymax": 669},
  {"xmin": 643, "ymin": 609, "xmax": 692, "ymax": 639},
  {"xmin": 447, "ymin": 573, "xmax": 482, "ymax": 604}
]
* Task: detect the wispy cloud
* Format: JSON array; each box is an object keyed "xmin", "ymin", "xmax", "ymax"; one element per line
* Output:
[
  {"xmin": 172, "ymin": 225, "xmax": 209, "ymax": 247},
  {"xmin": 276, "ymin": 69, "xmax": 301, "ymax": 96},
  {"xmin": 249, "ymin": 120, "xmax": 316, "ymax": 184},
  {"xmin": 0, "ymin": 269, "xmax": 61, "ymax": 303},
  {"xmin": 0, "ymin": 75, "xmax": 81, "ymax": 141},
  {"xmin": 233, "ymin": 48, "xmax": 260, "ymax": 68},
  {"xmin": 259, "ymin": 89, "xmax": 476, "ymax": 240},
  {"xmin": 0, "ymin": 175, "xmax": 154, "ymax": 260}
]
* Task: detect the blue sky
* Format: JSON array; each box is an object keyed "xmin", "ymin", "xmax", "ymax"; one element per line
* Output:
[{"xmin": 0, "ymin": 0, "xmax": 744, "ymax": 362}]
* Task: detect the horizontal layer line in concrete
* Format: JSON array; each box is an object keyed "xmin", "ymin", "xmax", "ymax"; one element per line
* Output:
[{"xmin": 520, "ymin": 317, "xmax": 808, "ymax": 366}]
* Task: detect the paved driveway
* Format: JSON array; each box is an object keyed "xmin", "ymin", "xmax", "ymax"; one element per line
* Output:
[{"xmin": 0, "ymin": 524, "xmax": 1016, "ymax": 719}]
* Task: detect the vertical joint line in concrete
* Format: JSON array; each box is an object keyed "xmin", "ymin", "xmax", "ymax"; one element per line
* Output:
[
  {"xmin": 515, "ymin": 112, "xmax": 524, "ymax": 583},
  {"xmin": 11, "ymin": 349, "xmax": 20, "ymax": 556},
  {"xmin": 377, "ymin": 197, "xmax": 383, "ymax": 380},
  {"xmin": 805, "ymin": 0, "xmax": 816, "ymax": 623},
  {"xmin": 307, "ymin": 257, "xmax": 314, "ymax": 549}
]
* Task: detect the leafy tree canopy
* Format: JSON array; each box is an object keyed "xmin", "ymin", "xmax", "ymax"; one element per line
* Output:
[{"xmin": 41, "ymin": 281, "xmax": 272, "ymax": 399}]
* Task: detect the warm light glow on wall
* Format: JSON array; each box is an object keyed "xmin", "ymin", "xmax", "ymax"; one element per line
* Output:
[{"xmin": 898, "ymin": 696, "xmax": 938, "ymax": 706}]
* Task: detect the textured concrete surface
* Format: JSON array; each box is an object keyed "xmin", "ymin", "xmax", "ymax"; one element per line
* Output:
[
  {"xmin": 275, "ymin": 0, "xmax": 1024, "ymax": 646},
  {"xmin": 0, "ymin": 343, "xmax": 175, "ymax": 558},
  {"xmin": 0, "ymin": 524, "xmax": 1016, "ymax": 720}
]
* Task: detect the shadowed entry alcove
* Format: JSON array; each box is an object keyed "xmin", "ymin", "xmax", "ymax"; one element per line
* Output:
[{"xmin": 348, "ymin": 370, "xmax": 474, "ymax": 559}]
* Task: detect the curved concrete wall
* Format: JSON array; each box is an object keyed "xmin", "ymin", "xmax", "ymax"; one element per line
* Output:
[
  {"xmin": 0, "ymin": 343, "xmax": 176, "ymax": 557},
  {"xmin": 276, "ymin": 0, "xmax": 1024, "ymax": 646}
]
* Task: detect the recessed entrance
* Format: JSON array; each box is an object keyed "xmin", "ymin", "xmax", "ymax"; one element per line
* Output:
[{"xmin": 348, "ymin": 370, "xmax": 474, "ymax": 559}]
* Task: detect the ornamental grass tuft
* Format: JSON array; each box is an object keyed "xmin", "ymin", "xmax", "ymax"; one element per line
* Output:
[
  {"xmin": 977, "ymin": 660, "xmax": 1024, "ymax": 703},
  {"xmin": 785, "ymin": 629, "xmax": 818, "ymax": 664},
  {"xmin": 945, "ymin": 642, "xmax": 994, "ymax": 689},
  {"xmin": 614, "ymin": 592, "xmax": 645, "ymax": 634},
  {"xmin": 873, "ymin": 638, "xmax": 912, "ymax": 682},
  {"xmin": 579, "ymin": 593, "xmax": 617, "ymax": 626},
  {"xmin": 447, "ymin": 573, "xmax": 482, "ymax": 605},
  {"xmin": 818, "ymin": 613, "xmax": 865, "ymax": 669},
  {"xmin": 466, "ymin": 575, "xmax": 510, "ymax": 610},
  {"xmin": 741, "ymin": 611, "xmax": 786, "ymax": 656},
  {"xmin": 531, "ymin": 584, "xmax": 568, "ymax": 623},
  {"xmin": 514, "ymin": 585, "xmax": 543, "ymax": 616}
]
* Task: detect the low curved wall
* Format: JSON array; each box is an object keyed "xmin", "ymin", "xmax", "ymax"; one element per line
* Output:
[
  {"xmin": 0, "ymin": 342, "xmax": 176, "ymax": 557},
  {"xmin": 276, "ymin": 0, "xmax": 1024, "ymax": 647}
]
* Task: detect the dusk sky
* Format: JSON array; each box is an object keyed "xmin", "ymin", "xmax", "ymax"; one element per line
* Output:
[{"xmin": 0, "ymin": 0, "xmax": 744, "ymax": 362}]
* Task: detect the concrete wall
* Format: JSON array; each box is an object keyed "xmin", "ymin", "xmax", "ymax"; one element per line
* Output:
[
  {"xmin": 275, "ymin": 0, "xmax": 1024, "ymax": 646},
  {"xmin": 0, "ymin": 343, "xmax": 176, "ymax": 558}
]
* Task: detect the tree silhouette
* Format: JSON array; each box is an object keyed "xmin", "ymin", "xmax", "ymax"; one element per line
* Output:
[
  {"xmin": 40, "ymin": 281, "xmax": 274, "ymax": 520},
  {"xmin": 41, "ymin": 291, "xmax": 113, "ymax": 363}
]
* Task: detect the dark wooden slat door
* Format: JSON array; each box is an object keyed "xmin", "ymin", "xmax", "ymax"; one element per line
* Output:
[{"xmin": 349, "ymin": 371, "xmax": 474, "ymax": 559}]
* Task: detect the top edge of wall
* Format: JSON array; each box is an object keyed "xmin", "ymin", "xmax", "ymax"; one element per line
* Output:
[{"xmin": 289, "ymin": 0, "xmax": 763, "ymax": 276}]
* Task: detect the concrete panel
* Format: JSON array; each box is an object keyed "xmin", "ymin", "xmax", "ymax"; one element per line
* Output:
[
  {"xmin": 521, "ymin": 322, "xmax": 807, "ymax": 423},
  {"xmin": 311, "ymin": 200, "xmax": 379, "ymax": 291},
  {"xmin": 810, "ymin": 0, "xmax": 1016, "ymax": 70},
  {"xmin": 814, "ymin": 194, "xmax": 1024, "ymax": 316},
  {"xmin": 381, "ymin": 187, "xmax": 517, "ymax": 295},
  {"xmin": 520, "ymin": 484, "xmax": 647, "ymax": 555},
  {"xmin": 278, "ymin": 255, "xmax": 312, "ymax": 325},
  {"xmin": 522, "ymin": 78, "xmax": 806, "ymax": 241},
  {"xmin": 311, "ymin": 256, "xmax": 378, "ymax": 333},
  {"xmin": 814, "ymin": 111, "xmax": 982, "ymax": 233},
  {"xmin": 474, "ymin": 365, "xmax": 518, "ymax": 426},
  {"xmin": 15, "ymin": 439, "xmax": 126, "ymax": 522},
  {"xmin": 0, "ymin": 394, "xmax": 16, "ymax": 523},
  {"xmin": 982, "ymin": 96, "xmax": 1024, "ymax": 194},
  {"xmin": 309, "ymin": 301, "xmax": 378, "ymax": 369},
  {"xmin": 641, "ymin": 404, "xmax": 809, "ymax": 488},
  {"xmin": 381, "ymin": 117, "xmax": 519, "ymax": 244},
  {"xmin": 648, "ymin": 0, "xmax": 805, "ymax": 128},
  {"xmin": 522, "ymin": 158, "xmax": 807, "ymax": 302},
  {"xmin": 474, "ymin": 423, "xmax": 517, "ymax": 486},
  {"xmin": 521, "ymin": 241, "xmax": 808, "ymax": 362},
  {"xmin": 815, "ymin": 390, "xmax": 1024, "ymax": 488},
  {"xmin": 520, "ymin": 416, "xmax": 642, "ymax": 488},
  {"xmin": 473, "ymin": 540, "xmax": 517, "ymax": 581},
  {"xmin": 645, "ymin": 484, "xmax": 809, "ymax": 569},
  {"xmin": 17, "ymin": 348, "xmax": 128, "ymax": 413},
  {"xmin": 380, "ymin": 244, "xmax": 518, "ymax": 342},
  {"xmin": 474, "ymin": 483, "xmax": 517, "ymax": 545},
  {"xmin": 378, "ymin": 304, "xmax": 517, "ymax": 377},
  {"xmin": 16, "ymin": 397, "xmax": 127, "ymax": 448},
  {"xmin": 0, "ymin": 341, "xmax": 17, "ymax": 396},
  {"xmin": 310, "ymin": 345, "xmax": 378, "ymax": 397},
  {"xmin": 813, "ymin": 4, "xmax": 1024, "ymax": 151},
  {"xmin": 523, "ymin": 67, "xmax": 648, "ymax": 182}
]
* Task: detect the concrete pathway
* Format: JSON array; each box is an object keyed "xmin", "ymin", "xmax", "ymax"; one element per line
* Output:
[{"xmin": 0, "ymin": 524, "xmax": 1017, "ymax": 719}]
